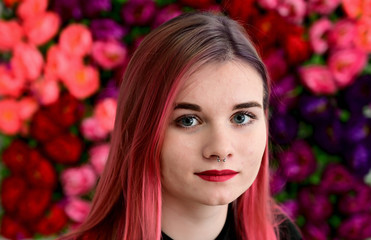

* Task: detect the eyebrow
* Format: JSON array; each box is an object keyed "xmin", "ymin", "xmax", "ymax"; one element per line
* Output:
[{"xmin": 174, "ymin": 101, "xmax": 262, "ymax": 111}]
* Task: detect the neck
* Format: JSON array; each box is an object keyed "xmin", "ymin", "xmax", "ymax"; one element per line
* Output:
[{"xmin": 161, "ymin": 192, "xmax": 229, "ymax": 240}]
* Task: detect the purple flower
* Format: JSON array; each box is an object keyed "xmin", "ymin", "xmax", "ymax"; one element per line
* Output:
[
  {"xmin": 344, "ymin": 116, "xmax": 371, "ymax": 144},
  {"xmin": 345, "ymin": 74, "xmax": 371, "ymax": 113},
  {"xmin": 313, "ymin": 118, "xmax": 344, "ymax": 154},
  {"xmin": 338, "ymin": 183, "xmax": 371, "ymax": 215},
  {"xmin": 269, "ymin": 112, "xmax": 298, "ymax": 145},
  {"xmin": 338, "ymin": 214, "xmax": 371, "ymax": 240},
  {"xmin": 299, "ymin": 95, "xmax": 335, "ymax": 124},
  {"xmin": 302, "ymin": 222, "xmax": 330, "ymax": 240},
  {"xmin": 279, "ymin": 140, "xmax": 317, "ymax": 182},
  {"xmin": 152, "ymin": 4, "xmax": 182, "ymax": 29},
  {"xmin": 52, "ymin": 0, "xmax": 83, "ymax": 21},
  {"xmin": 81, "ymin": 0, "xmax": 111, "ymax": 17},
  {"xmin": 97, "ymin": 79, "xmax": 120, "ymax": 101},
  {"xmin": 90, "ymin": 19, "xmax": 127, "ymax": 41},
  {"xmin": 298, "ymin": 186, "xmax": 333, "ymax": 222},
  {"xmin": 121, "ymin": 0, "xmax": 157, "ymax": 26},
  {"xmin": 321, "ymin": 163, "xmax": 355, "ymax": 194},
  {"xmin": 270, "ymin": 75, "xmax": 298, "ymax": 114},
  {"xmin": 281, "ymin": 199, "xmax": 300, "ymax": 220},
  {"xmin": 346, "ymin": 142, "xmax": 371, "ymax": 177}
]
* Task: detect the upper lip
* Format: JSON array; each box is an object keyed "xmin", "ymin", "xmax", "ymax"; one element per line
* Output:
[{"xmin": 195, "ymin": 170, "xmax": 238, "ymax": 175}]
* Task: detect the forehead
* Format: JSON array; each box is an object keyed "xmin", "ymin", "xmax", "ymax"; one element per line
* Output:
[{"xmin": 175, "ymin": 60, "xmax": 264, "ymax": 106}]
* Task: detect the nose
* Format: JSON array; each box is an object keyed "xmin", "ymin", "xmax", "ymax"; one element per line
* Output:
[{"xmin": 202, "ymin": 124, "xmax": 233, "ymax": 161}]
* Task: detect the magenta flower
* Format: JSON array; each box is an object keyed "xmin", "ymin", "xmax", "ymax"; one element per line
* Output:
[
  {"xmin": 338, "ymin": 183, "xmax": 371, "ymax": 215},
  {"xmin": 302, "ymin": 222, "xmax": 330, "ymax": 240},
  {"xmin": 269, "ymin": 169, "xmax": 287, "ymax": 195},
  {"xmin": 90, "ymin": 19, "xmax": 127, "ymax": 41},
  {"xmin": 338, "ymin": 214, "xmax": 371, "ymax": 240},
  {"xmin": 121, "ymin": 0, "xmax": 156, "ymax": 26},
  {"xmin": 321, "ymin": 163, "xmax": 355, "ymax": 194},
  {"xmin": 298, "ymin": 186, "xmax": 333, "ymax": 222},
  {"xmin": 52, "ymin": 0, "xmax": 83, "ymax": 21},
  {"xmin": 280, "ymin": 199, "xmax": 300, "ymax": 220},
  {"xmin": 81, "ymin": 0, "xmax": 111, "ymax": 17},
  {"xmin": 328, "ymin": 19, "xmax": 356, "ymax": 50},
  {"xmin": 263, "ymin": 50, "xmax": 288, "ymax": 82},
  {"xmin": 152, "ymin": 4, "xmax": 182, "ymax": 28},
  {"xmin": 307, "ymin": 0, "xmax": 341, "ymax": 15},
  {"xmin": 309, "ymin": 18, "xmax": 332, "ymax": 54}
]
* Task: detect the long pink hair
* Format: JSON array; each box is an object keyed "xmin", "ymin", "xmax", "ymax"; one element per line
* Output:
[{"xmin": 60, "ymin": 12, "xmax": 282, "ymax": 240}]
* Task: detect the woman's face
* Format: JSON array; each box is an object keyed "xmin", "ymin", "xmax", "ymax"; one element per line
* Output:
[{"xmin": 161, "ymin": 60, "xmax": 267, "ymax": 207}]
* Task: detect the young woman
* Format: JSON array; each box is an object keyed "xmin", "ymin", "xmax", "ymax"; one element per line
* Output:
[{"xmin": 61, "ymin": 12, "xmax": 302, "ymax": 240}]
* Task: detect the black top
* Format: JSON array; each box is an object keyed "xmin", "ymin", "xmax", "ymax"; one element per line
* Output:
[{"xmin": 161, "ymin": 207, "xmax": 302, "ymax": 240}]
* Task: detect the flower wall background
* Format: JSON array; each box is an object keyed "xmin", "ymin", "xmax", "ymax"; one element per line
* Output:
[{"xmin": 0, "ymin": 0, "xmax": 370, "ymax": 239}]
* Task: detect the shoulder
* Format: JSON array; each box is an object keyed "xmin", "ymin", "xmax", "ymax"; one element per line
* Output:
[{"xmin": 277, "ymin": 217, "xmax": 303, "ymax": 240}]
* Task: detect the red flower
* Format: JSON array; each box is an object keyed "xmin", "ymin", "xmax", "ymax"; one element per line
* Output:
[
  {"xmin": 17, "ymin": 188, "xmax": 52, "ymax": 222},
  {"xmin": 0, "ymin": 215, "xmax": 32, "ymax": 240},
  {"xmin": 26, "ymin": 150, "xmax": 57, "ymax": 189},
  {"xmin": 1, "ymin": 176, "xmax": 27, "ymax": 213},
  {"xmin": 46, "ymin": 93, "xmax": 84, "ymax": 128},
  {"xmin": 33, "ymin": 204, "xmax": 68, "ymax": 235},
  {"xmin": 2, "ymin": 140, "xmax": 30, "ymax": 174},
  {"xmin": 30, "ymin": 110, "xmax": 64, "ymax": 142},
  {"xmin": 283, "ymin": 33, "xmax": 312, "ymax": 65},
  {"xmin": 43, "ymin": 133, "xmax": 83, "ymax": 164},
  {"xmin": 223, "ymin": 0, "xmax": 256, "ymax": 23}
]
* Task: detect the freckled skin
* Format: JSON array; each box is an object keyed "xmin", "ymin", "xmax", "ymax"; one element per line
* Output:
[{"xmin": 161, "ymin": 60, "xmax": 267, "ymax": 208}]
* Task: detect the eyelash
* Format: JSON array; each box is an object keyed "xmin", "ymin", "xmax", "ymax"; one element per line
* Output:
[{"xmin": 174, "ymin": 111, "xmax": 257, "ymax": 129}]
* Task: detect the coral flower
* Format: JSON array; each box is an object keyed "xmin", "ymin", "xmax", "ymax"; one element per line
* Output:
[
  {"xmin": 10, "ymin": 43, "xmax": 44, "ymax": 81},
  {"xmin": 24, "ymin": 11, "xmax": 61, "ymax": 46},
  {"xmin": 92, "ymin": 40, "xmax": 128, "ymax": 69},
  {"xmin": 61, "ymin": 65, "xmax": 100, "ymax": 99},
  {"xmin": 0, "ymin": 99, "xmax": 21, "ymax": 135},
  {"xmin": 0, "ymin": 20, "xmax": 23, "ymax": 51},
  {"xmin": 59, "ymin": 24, "xmax": 93, "ymax": 57},
  {"xmin": 299, "ymin": 65, "xmax": 337, "ymax": 94},
  {"xmin": 0, "ymin": 65, "xmax": 25, "ymax": 98},
  {"xmin": 328, "ymin": 48, "xmax": 367, "ymax": 88},
  {"xmin": 342, "ymin": 0, "xmax": 371, "ymax": 19},
  {"xmin": 355, "ymin": 17, "xmax": 371, "ymax": 52},
  {"xmin": 309, "ymin": 18, "xmax": 332, "ymax": 54},
  {"xmin": 18, "ymin": 97, "xmax": 38, "ymax": 120},
  {"xmin": 31, "ymin": 76, "xmax": 60, "ymax": 105},
  {"xmin": 17, "ymin": 0, "xmax": 48, "ymax": 20},
  {"xmin": 94, "ymin": 98, "xmax": 117, "ymax": 131}
]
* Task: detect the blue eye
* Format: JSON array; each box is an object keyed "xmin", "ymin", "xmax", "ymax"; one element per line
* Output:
[
  {"xmin": 232, "ymin": 112, "xmax": 254, "ymax": 125},
  {"xmin": 176, "ymin": 115, "xmax": 200, "ymax": 128}
]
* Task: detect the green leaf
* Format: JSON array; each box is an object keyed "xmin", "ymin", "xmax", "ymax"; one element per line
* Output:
[
  {"xmin": 297, "ymin": 122, "xmax": 313, "ymax": 139},
  {"xmin": 328, "ymin": 215, "xmax": 342, "ymax": 228}
]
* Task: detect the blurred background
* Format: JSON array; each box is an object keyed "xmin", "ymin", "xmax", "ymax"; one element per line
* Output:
[{"xmin": 0, "ymin": 0, "xmax": 371, "ymax": 239}]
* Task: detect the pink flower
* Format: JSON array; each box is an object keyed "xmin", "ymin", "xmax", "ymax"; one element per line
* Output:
[
  {"xmin": 89, "ymin": 144, "xmax": 110, "ymax": 175},
  {"xmin": 299, "ymin": 65, "xmax": 337, "ymax": 94},
  {"xmin": 328, "ymin": 19, "xmax": 356, "ymax": 50},
  {"xmin": 59, "ymin": 24, "xmax": 93, "ymax": 58},
  {"xmin": 307, "ymin": 0, "xmax": 341, "ymax": 15},
  {"xmin": 11, "ymin": 43, "xmax": 44, "ymax": 81},
  {"xmin": 61, "ymin": 165, "xmax": 97, "ymax": 196},
  {"xmin": 24, "ymin": 11, "xmax": 60, "ymax": 46},
  {"xmin": 257, "ymin": 0, "xmax": 278, "ymax": 9},
  {"xmin": 342, "ymin": 0, "xmax": 371, "ymax": 19},
  {"xmin": 328, "ymin": 48, "xmax": 367, "ymax": 88},
  {"xmin": 0, "ymin": 65, "xmax": 25, "ymax": 98},
  {"xmin": 92, "ymin": 40, "xmax": 128, "ymax": 70},
  {"xmin": 31, "ymin": 76, "xmax": 60, "ymax": 105},
  {"xmin": 45, "ymin": 45, "xmax": 82, "ymax": 80},
  {"xmin": 17, "ymin": 0, "xmax": 48, "ymax": 20},
  {"xmin": 355, "ymin": 17, "xmax": 371, "ymax": 52},
  {"xmin": 64, "ymin": 198, "xmax": 91, "ymax": 223},
  {"xmin": 18, "ymin": 97, "xmax": 38, "ymax": 120},
  {"xmin": 0, "ymin": 99, "xmax": 21, "ymax": 135},
  {"xmin": 0, "ymin": 20, "xmax": 23, "ymax": 51},
  {"xmin": 309, "ymin": 18, "xmax": 332, "ymax": 54},
  {"xmin": 80, "ymin": 117, "xmax": 109, "ymax": 141},
  {"xmin": 61, "ymin": 64, "xmax": 100, "ymax": 99},
  {"xmin": 94, "ymin": 98, "xmax": 117, "ymax": 131},
  {"xmin": 276, "ymin": 0, "xmax": 306, "ymax": 24}
]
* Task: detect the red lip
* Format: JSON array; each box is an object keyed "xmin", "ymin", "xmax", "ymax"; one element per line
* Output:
[{"xmin": 195, "ymin": 170, "xmax": 238, "ymax": 182}]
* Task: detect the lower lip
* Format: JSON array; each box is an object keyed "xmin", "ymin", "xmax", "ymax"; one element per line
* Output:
[{"xmin": 195, "ymin": 173, "xmax": 238, "ymax": 182}]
